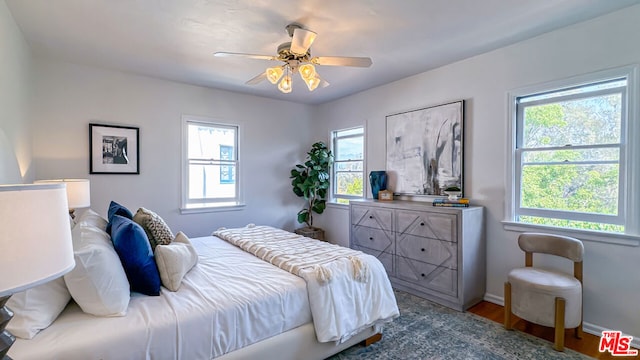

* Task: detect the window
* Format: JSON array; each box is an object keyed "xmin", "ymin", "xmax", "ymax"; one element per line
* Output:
[
  {"xmin": 182, "ymin": 117, "xmax": 241, "ymax": 211},
  {"xmin": 331, "ymin": 127, "xmax": 365, "ymax": 204},
  {"xmin": 509, "ymin": 67, "xmax": 639, "ymax": 239}
]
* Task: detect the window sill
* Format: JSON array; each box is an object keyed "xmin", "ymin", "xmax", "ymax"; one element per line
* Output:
[
  {"xmin": 502, "ymin": 221, "xmax": 640, "ymax": 247},
  {"xmin": 326, "ymin": 202, "xmax": 350, "ymax": 210},
  {"xmin": 180, "ymin": 203, "xmax": 246, "ymax": 214}
]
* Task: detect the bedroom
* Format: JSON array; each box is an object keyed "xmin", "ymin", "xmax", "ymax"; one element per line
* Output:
[{"xmin": 1, "ymin": 0, "xmax": 640, "ymax": 358}]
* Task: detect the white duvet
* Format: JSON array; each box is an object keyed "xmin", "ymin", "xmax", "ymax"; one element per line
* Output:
[
  {"xmin": 213, "ymin": 225, "xmax": 400, "ymax": 344},
  {"xmin": 10, "ymin": 236, "xmax": 311, "ymax": 360}
]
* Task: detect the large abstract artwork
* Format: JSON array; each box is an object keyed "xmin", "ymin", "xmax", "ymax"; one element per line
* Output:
[{"xmin": 386, "ymin": 100, "xmax": 464, "ymax": 196}]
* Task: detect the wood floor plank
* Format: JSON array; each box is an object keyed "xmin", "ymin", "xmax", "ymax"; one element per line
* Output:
[{"xmin": 467, "ymin": 301, "xmax": 638, "ymax": 359}]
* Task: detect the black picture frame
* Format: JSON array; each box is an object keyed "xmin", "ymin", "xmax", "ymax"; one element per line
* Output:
[
  {"xmin": 89, "ymin": 123, "xmax": 140, "ymax": 174},
  {"xmin": 385, "ymin": 100, "xmax": 464, "ymax": 196}
]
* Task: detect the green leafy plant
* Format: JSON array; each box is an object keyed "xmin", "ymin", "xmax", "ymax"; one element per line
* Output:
[{"xmin": 290, "ymin": 142, "xmax": 333, "ymax": 228}]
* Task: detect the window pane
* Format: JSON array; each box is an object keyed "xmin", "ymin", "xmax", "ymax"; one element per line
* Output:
[
  {"xmin": 336, "ymin": 128, "xmax": 364, "ymax": 137},
  {"xmin": 522, "ymin": 94, "xmax": 621, "ymax": 148},
  {"xmin": 188, "ymin": 124, "xmax": 236, "ymax": 159},
  {"xmin": 522, "ymin": 147, "xmax": 619, "ymax": 163},
  {"xmin": 521, "ymin": 163, "xmax": 619, "ymax": 215},
  {"xmin": 519, "ymin": 79, "xmax": 626, "ymax": 103},
  {"xmin": 335, "ymin": 172, "xmax": 363, "ymax": 196},
  {"xmin": 335, "ymin": 161, "xmax": 363, "ymax": 172},
  {"xmin": 335, "ymin": 136, "xmax": 364, "ymax": 161},
  {"xmin": 188, "ymin": 164, "xmax": 236, "ymax": 199}
]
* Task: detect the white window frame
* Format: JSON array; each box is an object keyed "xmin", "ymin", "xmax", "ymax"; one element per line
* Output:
[
  {"xmin": 180, "ymin": 115, "xmax": 244, "ymax": 214},
  {"xmin": 330, "ymin": 126, "xmax": 366, "ymax": 205},
  {"xmin": 504, "ymin": 65, "xmax": 640, "ymax": 246}
]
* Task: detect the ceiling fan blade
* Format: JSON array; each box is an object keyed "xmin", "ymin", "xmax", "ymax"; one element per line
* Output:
[
  {"xmin": 312, "ymin": 56, "xmax": 372, "ymax": 67},
  {"xmin": 290, "ymin": 28, "xmax": 317, "ymax": 56},
  {"xmin": 245, "ymin": 72, "xmax": 267, "ymax": 85},
  {"xmin": 214, "ymin": 52, "xmax": 278, "ymax": 61}
]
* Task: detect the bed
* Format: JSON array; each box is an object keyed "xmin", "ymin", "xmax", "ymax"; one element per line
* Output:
[{"xmin": 9, "ymin": 212, "xmax": 398, "ymax": 360}]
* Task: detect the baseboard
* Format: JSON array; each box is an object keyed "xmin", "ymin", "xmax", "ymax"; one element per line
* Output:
[
  {"xmin": 482, "ymin": 293, "xmax": 640, "ymax": 349},
  {"xmin": 583, "ymin": 321, "xmax": 640, "ymax": 349},
  {"xmin": 483, "ymin": 293, "xmax": 504, "ymax": 306}
]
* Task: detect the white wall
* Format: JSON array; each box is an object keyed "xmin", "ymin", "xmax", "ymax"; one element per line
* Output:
[
  {"xmin": 0, "ymin": 1, "xmax": 32, "ymax": 183},
  {"xmin": 312, "ymin": 5, "xmax": 640, "ymax": 344},
  {"xmin": 30, "ymin": 59, "xmax": 314, "ymax": 237}
]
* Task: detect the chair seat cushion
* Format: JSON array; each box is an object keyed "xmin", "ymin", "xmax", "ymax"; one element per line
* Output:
[{"xmin": 508, "ymin": 267, "xmax": 581, "ymax": 328}]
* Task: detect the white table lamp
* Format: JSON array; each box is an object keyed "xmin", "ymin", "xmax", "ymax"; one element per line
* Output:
[
  {"xmin": 0, "ymin": 184, "xmax": 75, "ymax": 359},
  {"xmin": 35, "ymin": 179, "xmax": 90, "ymax": 219}
]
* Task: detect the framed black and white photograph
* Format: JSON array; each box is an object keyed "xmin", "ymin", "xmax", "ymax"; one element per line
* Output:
[
  {"xmin": 386, "ymin": 100, "xmax": 464, "ymax": 196},
  {"xmin": 89, "ymin": 123, "xmax": 139, "ymax": 174}
]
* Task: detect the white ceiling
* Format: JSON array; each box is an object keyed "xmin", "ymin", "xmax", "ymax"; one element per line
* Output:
[{"xmin": 6, "ymin": 0, "xmax": 640, "ymax": 105}]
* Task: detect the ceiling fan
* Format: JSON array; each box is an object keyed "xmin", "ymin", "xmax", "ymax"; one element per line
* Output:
[{"xmin": 214, "ymin": 23, "xmax": 373, "ymax": 93}]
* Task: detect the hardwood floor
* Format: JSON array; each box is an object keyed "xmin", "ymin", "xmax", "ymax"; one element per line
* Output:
[{"xmin": 467, "ymin": 301, "xmax": 638, "ymax": 359}]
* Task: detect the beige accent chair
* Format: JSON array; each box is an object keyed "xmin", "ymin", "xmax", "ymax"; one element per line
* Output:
[{"xmin": 504, "ymin": 233, "xmax": 584, "ymax": 351}]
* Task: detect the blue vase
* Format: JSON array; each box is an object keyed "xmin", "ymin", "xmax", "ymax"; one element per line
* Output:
[{"xmin": 369, "ymin": 171, "xmax": 387, "ymax": 199}]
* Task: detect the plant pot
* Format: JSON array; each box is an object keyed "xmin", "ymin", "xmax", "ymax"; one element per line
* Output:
[
  {"xmin": 294, "ymin": 227, "xmax": 325, "ymax": 241},
  {"xmin": 444, "ymin": 190, "xmax": 462, "ymax": 200}
]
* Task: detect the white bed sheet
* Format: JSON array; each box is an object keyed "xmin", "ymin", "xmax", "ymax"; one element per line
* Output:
[{"xmin": 10, "ymin": 236, "xmax": 311, "ymax": 360}]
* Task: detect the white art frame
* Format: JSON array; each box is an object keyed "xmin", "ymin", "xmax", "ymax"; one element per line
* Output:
[{"xmin": 386, "ymin": 100, "xmax": 464, "ymax": 196}]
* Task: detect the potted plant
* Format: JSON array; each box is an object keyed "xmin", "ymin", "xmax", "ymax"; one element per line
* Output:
[
  {"xmin": 290, "ymin": 142, "xmax": 333, "ymax": 240},
  {"xmin": 443, "ymin": 186, "xmax": 462, "ymax": 200}
]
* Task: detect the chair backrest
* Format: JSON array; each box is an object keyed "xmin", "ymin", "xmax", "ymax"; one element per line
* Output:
[
  {"xmin": 518, "ymin": 232, "xmax": 584, "ymax": 262},
  {"xmin": 518, "ymin": 232, "xmax": 585, "ymax": 285}
]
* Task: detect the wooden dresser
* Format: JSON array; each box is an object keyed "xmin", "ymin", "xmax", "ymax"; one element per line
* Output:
[{"xmin": 349, "ymin": 199, "xmax": 485, "ymax": 311}]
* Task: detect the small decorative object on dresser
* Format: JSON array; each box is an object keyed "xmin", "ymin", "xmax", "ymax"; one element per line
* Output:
[
  {"xmin": 349, "ymin": 199, "xmax": 485, "ymax": 311},
  {"xmin": 443, "ymin": 186, "xmax": 462, "ymax": 200},
  {"xmin": 378, "ymin": 190, "xmax": 394, "ymax": 201},
  {"xmin": 369, "ymin": 171, "xmax": 387, "ymax": 199}
]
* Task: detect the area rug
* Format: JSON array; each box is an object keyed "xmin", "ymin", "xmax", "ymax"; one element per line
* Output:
[{"xmin": 330, "ymin": 290, "xmax": 590, "ymax": 359}]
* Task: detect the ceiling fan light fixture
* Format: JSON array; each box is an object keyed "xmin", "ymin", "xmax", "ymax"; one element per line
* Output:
[
  {"xmin": 304, "ymin": 75, "xmax": 321, "ymax": 91},
  {"xmin": 266, "ymin": 66, "xmax": 284, "ymax": 84},
  {"xmin": 299, "ymin": 63, "xmax": 316, "ymax": 80},
  {"xmin": 278, "ymin": 74, "xmax": 293, "ymax": 93}
]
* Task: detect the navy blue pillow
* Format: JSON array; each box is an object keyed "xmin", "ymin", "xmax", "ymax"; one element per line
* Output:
[
  {"xmin": 110, "ymin": 214, "xmax": 161, "ymax": 296},
  {"xmin": 106, "ymin": 201, "xmax": 133, "ymax": 234}
]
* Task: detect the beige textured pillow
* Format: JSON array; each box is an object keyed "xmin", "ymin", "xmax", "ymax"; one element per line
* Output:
[
  {"xmin": 133, "ymin": 207, "xmax": 174, "ymax": 250},
  {"xmin": 155, "ymin": 232, "xmax": 198, "ymax": 291}
]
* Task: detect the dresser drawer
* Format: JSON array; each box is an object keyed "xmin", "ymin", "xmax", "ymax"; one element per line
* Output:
[
  {"xmin": 352, "ymin": 226, "xmax": 394, "ymax": 253},
  {"xmin": 396, "ymin": 210, "xmax": 457, "ymax": 242},
  {"xmin": 396, "ymin": 235, "xmax": 457, "ymax": 269},
  {"xmin": 396, "ymin": 256, "xmax": 457, "ymax": 297},
  {"xmin": 351, "ymin": 205, "xmax": 393, "ymax": 231},
  {"xmin": 353, "ymin": 245, "xmax": 394, "ymax": 276}
]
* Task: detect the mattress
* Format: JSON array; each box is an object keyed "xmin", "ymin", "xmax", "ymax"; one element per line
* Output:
[{"xmin": 10, "ymin": 236, "xmax": 312, "ymax": 360}]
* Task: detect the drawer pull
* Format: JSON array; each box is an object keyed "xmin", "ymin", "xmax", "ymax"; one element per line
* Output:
[
  {"xmin": 421, "ymin": 273, "xmax": 425, "ymax": 277},
  {"xmin": 369, "ymin": 237, "xmax": 374, "ymax": 240},
  {"xmin": 369, "ymin": 215, "xmax": 374, "ymax": 219},
  {"xmin": 421, "ymin": 248, "xmax": 425, "ymax": 252},
  {"xmin": 420, "ymin": 222, "xmax": 425, "ymax": 226}
]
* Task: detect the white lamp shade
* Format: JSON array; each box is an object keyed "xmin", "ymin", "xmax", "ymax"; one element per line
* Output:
[
  {"xmin": 35, "ymin": 179, "xmax": 90, "ymax": 209},
  {"xmin": 0, "ymin": 183, "xmax": 75, "ymax": 297}
]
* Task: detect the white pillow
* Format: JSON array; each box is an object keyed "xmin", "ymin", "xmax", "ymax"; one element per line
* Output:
[
  {"xmin": 64, "ymin": 223, "xmax": 130, "ymax": 316},
  {"xmin": 75, "ymin": 209, "xmax": 108, "ymax": 232},
  {"xmin": 6, "ymin": 277, "xmax": 70, "ymax": 339},
  {"xmin": 155, "ymin": 232, "xmax": 198, "ymax": 291}
]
